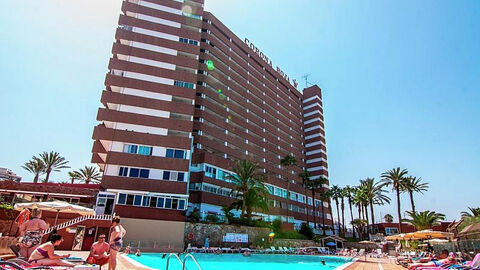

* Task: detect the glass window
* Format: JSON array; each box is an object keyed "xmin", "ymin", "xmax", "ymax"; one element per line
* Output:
[
  {"xmin": 165, "ymin": 198, "xmax": 172, "ymax": 209},
  {"xmin": 166, "ymin": 149, "xmax": 174, "ymax": 158},
  {"xmin": 172, "ymin": 199, "xmax": 178, "ymax": 209},
  {"xmin": 119, "ymin": 167, "xmax": 128, "ymax": 177},
  {"xmin": 97, "ymin": 198, "xmax": 106, "ymax": 207},
  {"xmin": 157, "ymin": 197, "xmax": 165, "ymax": 208},
  {"xmin": 138, "ymin": 146, "xmax": 152, "ymax": 155},
  {"xmin": 123, "ymin": 144, "xmax": 138, "ymax": 154},
  {"xmin": 217, "ymin": 170, "xmax": 225, "ymax": 180},
  {"xmin": 142, "ymin": 196, "xmax": 150, "ymax": 207},
  {"xmin": 129, "ymin": 168, "xmax": 140, "ymax": 178},
  {"xmin": 117, "ymin": 193, "xmax": 126, "ymax": 204},
  {"xmin": 174, "ymin": 150, "xmax": 185, "ymax": 159},
  {"xmin": 139, "ymin": 169, "xmax": 149, "ymax": 178},
  {"xmin": 126, "ymin": 194, "xmax": 134, "ymax": 205},
  {"xmin": 178, "ymin": 199, "xmax": 185, "ymax": 210},
  {"xmin": 266, "ymin": 185, "xmax": 273, "ymax": 194},
  {"xmin": 133, "ymin": 195, "xmax": 142, "ymax": 206},
  {"xmin": 163, "ymin": 171, "xmax": 170, "ymax": 180},
  {"xmin": 150, "ymin": 197, "xmax": 157, "ymax": 208},
  {"xmin": 177, "ymin": 172, "xmax": 185, "ymax": 182},
  {"xmin": 283, "ymin": 190, "xmax": 288, "ymax": 198}
]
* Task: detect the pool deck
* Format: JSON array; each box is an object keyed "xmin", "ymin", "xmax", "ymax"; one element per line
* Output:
[{"xmin": 57, "ymin": 251, "xmax": 404, "ymax": 270}]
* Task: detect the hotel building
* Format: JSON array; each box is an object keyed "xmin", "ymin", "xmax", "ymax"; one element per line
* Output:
[{"xmin": 91, "ymin": 0, "xmax": 331, "ymax": 246}]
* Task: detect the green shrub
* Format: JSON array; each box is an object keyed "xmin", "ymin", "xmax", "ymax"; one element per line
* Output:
[
  {"xmin": 206, "ymin": 214, "xmax": 219, "ymax": 223},
  {"xmin": 271, "ymin": 218, "xmax": 283, "ymax": 233},
  {"xmin": 277, "ymin": 230, "xmax": 308, "ymax": 240},
  {"xmin": 0, "ymin": 203, "xmax": 13, "ymax": 210},
  {"xmin": 299, "ymin": 222, "xmax": 314, "ymax": 239}
]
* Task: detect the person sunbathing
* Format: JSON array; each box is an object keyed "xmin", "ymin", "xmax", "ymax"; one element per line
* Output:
[
  {"xmin": 28, "ymin": 234, "xmax": 75, "ymax": 267},
  {"xmin": 408, "ymin": 250, "xmax": 455, "ymax": 270}
]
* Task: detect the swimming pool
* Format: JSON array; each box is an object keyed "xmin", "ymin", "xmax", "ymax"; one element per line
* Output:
[{"xmin": 126, "ymin": 253, "xmax": 353, "ymax": 270}]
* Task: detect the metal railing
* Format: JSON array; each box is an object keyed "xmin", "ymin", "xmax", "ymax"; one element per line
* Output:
[
  {"xmin": 166, "ymin": 253, "xmax": 184, "ymax": 270},
  {"xmin": 43, "ymin": 214, "xmax": 113, "ymax": 234},
  {"xmin": 182, "ymin": 253, "xmax": 202, "ymax": 270}
]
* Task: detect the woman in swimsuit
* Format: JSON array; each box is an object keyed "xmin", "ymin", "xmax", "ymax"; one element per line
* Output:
[
  {"xmin": 18, "ymin": 209, "xmax": 49, "ymax": 258},
  {"xmin": 28, "ymin": 234, "xmax": 75, "ymax": 267},
  {"xmin": 108, "ymin": 217, "xmax": 126, "ymax": 270}
]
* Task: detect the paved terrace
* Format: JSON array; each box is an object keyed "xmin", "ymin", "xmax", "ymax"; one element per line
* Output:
[{"xmin": 57, "ymin": 251, "xmax": 405, "ymax": 270}]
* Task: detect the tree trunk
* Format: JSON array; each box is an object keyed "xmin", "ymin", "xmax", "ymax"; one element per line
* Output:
[
  {"xmin": 335, "ymin": 199, "xmax": 341, "ymax": 235},
  {"xmin": 364, "ymin": 205, "xmax": 370, "ymax": 238},
  {"xmin": 285, "ymin": 167, "xmax": 290, "ymax": 223},
  {"xmin": 409, "ymin": 191, "xmax": 415, "ymax": 213},
  {"xmin": 370, "ymin": 202, "xmax": 375, "ymax": 233},
  {"xmin": 45, "ymin": 169, "xmax": 51, "ymax": 183},
  {"xmin": 341, "ymin": 197, "xmax": 345, "ymax": 235},
  {"xmin": 33, "ymin": 173, "xmax": 39, "ymax": 184},
  {"xmin": 349, "ymin": 199, "xmax": 355, "ymax": 237},
  {"xmin": 396, "ymin": 188, "xmax": 403, "ymax": 233},
  {"xmin": 321, "ymin": 200, "xmax": 326, "ymax": 236},
  {"xmin": 241, "ymin": 193, "xmax": 247, "ymax": 218},
  {"xmin": 304, "ymin": 186, "xmax": 309, "ymax": 225},
  {"xmin": 312, "ymin": 189, "xmax": 317, "ymax": 229}
]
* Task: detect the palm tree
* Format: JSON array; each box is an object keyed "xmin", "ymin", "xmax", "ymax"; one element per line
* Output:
[
  {"xmin": 354, "ymin": 184, "xmax": 369, "ymax": 235},
  {"xmin": 351, "ymin": 218, "xmax": 367, "ymax": 240},
  {"xmin": 73, "ymin": 166, "xmax": 102, "ymax": 184},
  {"xmin": 330, "ymin": 185, "xmax": 342, "ymax": 235},
  {"xmin": 68, "ymin": 171, "xmax": 80, "ymax": 184},
  {"xmin": 402, "ymin": 177, "xmax": 429, "ymax": 213},
  {"xmin": 360, "ymin": 178, "xmax": 391, "ymax": 231},
  {"xmin": 381, "ymin": 167, "xmax": 409, "ymax": 233},
  {"xmin": 318, "ymin": 187, "xmax": 332, "ymax": 236},
  {"xmin": 461, "ymin": 207, "xmax": 480, "ymax": 218},
  {"xmin": 340, "ymin": 187, "xmax": 346, "ymax": 235},
  {"xmin": 226, "ymin": 159, "xmax": 267, "ymax": 218},
  {"xmin": 21, "ymin": 157, "xmax": 45, "ymax": 183},
  {"xmin": 305, "ymin": 177, "xmax": 328, "ymax": 230},
  {"xmin": 344, "ymin": 186, "xmax": 356, "ymax": 236},
  {"xmin": 39, "ymin": 151, "xmax": 70, "ymax": 183},
  {"xmin": 403, "ymin": 210, "xmax": 445, "ymax": 230},
  {"xmin": 384, "ymin": 214, "xmax": 394, "ymax": 223},
  {"xmin": 280, "ymin": 154, "xmax": 296, "ymax": 223},
  {"xmin": 299, "ymin": 169, "xmax": 313, "ymax": 224}
]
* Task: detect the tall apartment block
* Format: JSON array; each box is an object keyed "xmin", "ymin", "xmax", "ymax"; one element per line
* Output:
[{"xmin": 91, "ymin": 0, "xmax": 332, "ymax": 246}]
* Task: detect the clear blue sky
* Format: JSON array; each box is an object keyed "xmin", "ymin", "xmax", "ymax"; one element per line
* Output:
[{"xmin": 1, "ymin": 1, "xmax": 479, "ymax": 222}]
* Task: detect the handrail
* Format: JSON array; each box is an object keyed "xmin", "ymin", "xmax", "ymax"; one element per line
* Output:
[
  {"xmin": 166, "ymin": 253, "xmax": 184, "ymax": 270},
  {"xmin": 182, "ymin": 253, "xmax": 202, "ymax": 270},
  {"xmin": 43, "ymin": 214, "xmax": 114, "ymax": 234}
]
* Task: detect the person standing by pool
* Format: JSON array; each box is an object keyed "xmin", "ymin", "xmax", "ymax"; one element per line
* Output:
[
  {"xmin": 108, "ymin": 217, "xmax": 126, "ymax": 270},
  {"xmin": 18, "ymin": 209, "xmax": 49, "ymax": 258}
]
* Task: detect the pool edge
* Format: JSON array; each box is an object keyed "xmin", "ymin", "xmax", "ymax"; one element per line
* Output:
[
  {"xmin": 334, "ymin": 258, "xmax": 357, "ymax": 270},
  {"xmin": 122, "ymin": 254, "xmax": 156, "ymax": 270}
]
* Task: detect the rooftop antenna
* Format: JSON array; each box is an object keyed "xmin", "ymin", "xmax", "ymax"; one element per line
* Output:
[{"xmin": 301, "ymin": 74, "xmax": 313, "ymax": 88}]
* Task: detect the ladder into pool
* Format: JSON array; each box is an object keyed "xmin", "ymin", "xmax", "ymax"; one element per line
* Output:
[{"xmin": 165, "ymin": 253, "xmax": 202, "ymax": 270}]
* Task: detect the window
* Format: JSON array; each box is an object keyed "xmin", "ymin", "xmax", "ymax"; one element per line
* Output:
[
  {"xmin": 139, "ymin": 169, "xmax": 149, "ymax": 178},
  {"xmin": 386, "ymin": 227, "xmax": 399, "ymax": 235},
  {"xmin": 138, "ymin": 146, "xmax": 152, "ymax": 155},
  {"xmin": 117, "ymin": 193, "xmax": 126, "ymax": 204},
  {"xmin": 129, "ymin": 168, "xmax": 140, "ymax": 178},
  {"xmin": 172, "ymin": 199, "xmax": 178, "ymax": 209},
  {"xmin": 142, "ymin": 196, "xmax": 150, "ymax": 207},
  {"xmin": 126, "ymin": 194, "xmax": 134, "ymax": 205},
  {"xmin": 133, "ymin": 195, "xmax": 142, "ymax": 206},
  {"xmin": 179, "ymin": 37, "xmax": 198, "ymax": 46},
  {"xmin": 174, "ymin": 81, "xmax": 194, "ymax": 89},
  {"xmin": 177, "ymin": 172, "xmax": 185, "ymax": 182},
  {"xmin": 178, "ymin": 199, "xmax": 185, "ymax": 210},
  {"xmin": 165, "ymin": 198, "xmax": 172, "ymax": 209},
  {"xmin": 119, "ymin": 167, "xmax": 128, "ymax": 177},
  {"xmin": 266, "ymin": 185, "xmax": 273, "ymax": 194},
  {"xmin": 163, "ymin": 171, "xmax": 170, "ymax": 180},
  {"xmin": 150, "ymin": 197, "xmax": 157, "ymax": 208},
  {"xmin": 166, "ymin": 149, "xmax": 186, "ymax": 159},
  {"xmin": 157, "ymin": 197, "xmax": 165, "ymax": 208},
  {"xmin": 205, "ymin": 166, "xmax": 216, "ymax": 178},
  {"xmin": 123, "ymin": 144, "xmax": 138, "ymax": 154}
]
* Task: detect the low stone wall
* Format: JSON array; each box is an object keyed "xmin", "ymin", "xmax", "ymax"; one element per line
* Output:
[
  {"xmin": 344, "ymin": 242, "xmax": 377, "ymax": 250},
  {"xmin": 272, "ymin": 239, "xmax": 316, "ymax": 248},
  {"xmin": 185, "ymin": 222, "xmax": 270, "ymax": 248}
]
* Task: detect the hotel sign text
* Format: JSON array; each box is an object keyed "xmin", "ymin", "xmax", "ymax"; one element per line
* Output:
[{"xmin": 244, "ymin": 38, "xmax": 298, "ymax": 88}]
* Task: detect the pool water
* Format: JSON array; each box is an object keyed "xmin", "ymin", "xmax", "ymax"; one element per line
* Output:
[{"xmin": 127, "ymin": 253, "xmax": 353, "ymax": 270}]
